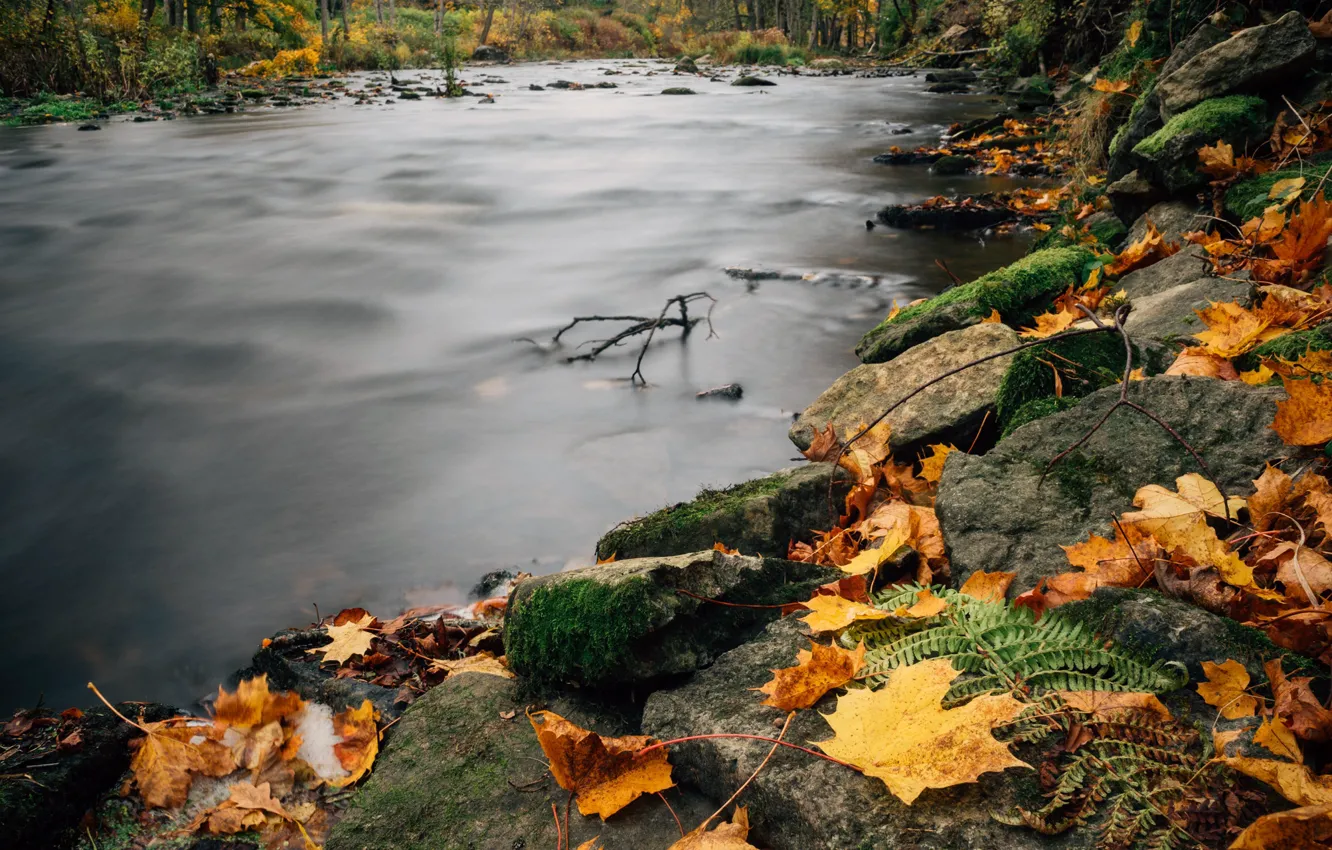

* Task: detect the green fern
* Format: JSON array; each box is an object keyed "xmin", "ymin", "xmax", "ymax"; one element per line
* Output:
[
  {"xmin": 996, "ymin": 708, "xmax": 1259, "ymax": 849},
  {"xmin": 840, "ymin": 585, "xmax": 1186, "ymax": 703}
]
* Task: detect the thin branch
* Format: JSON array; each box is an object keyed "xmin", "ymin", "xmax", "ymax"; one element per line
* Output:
[
  {"xmin": 548, "ymin": 293, "xmax": 717, "ymax": 386},
  {"xmin": 699, "ymin": 712, "xmax": 794, "ymax": 831}
]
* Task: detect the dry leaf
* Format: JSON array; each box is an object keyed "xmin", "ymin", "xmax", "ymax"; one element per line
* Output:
[
  {"xmin": 1273, "ymin": 376, "xmax": 1332, "ymax": 446},
  {"xmin": 757, "ymin": 641, "xmax": 866, "ymax": 711},
  {"xmin": 918, "ymin": 444, "xmax": 957, "ymax": 483},
  {"xmin": 429, "ymin": 652, "xmax": 516, "ymax": 680},
  {"xmin": 130, "ymin": 721, "xmax": 209, "ymax": 809},
  {"xmin": 1164, "ymin": 346, "xmax": 1239, "ymax": 379},
  {"xmin": 798, "ymin": 595, "xmax": 889, "ymax": 632},
  {"xmin": 667, "ymin": 807, "xmax": 757, "ymax": 849},
  {"xmin": 894, "ymin": 587, "xmax": 948, "ymax": 619},
  {"xmin": 1091, "ymin": 78, "xmax": 1130, "ymax": 94},
  {"xmin": 1268, "ymin": 659, "xmax": 1332, "ymax": 743},
  {"xmin": 1255, "ymin": 716, "xmax": 1303, "ymax": 763},
  {"xmin": 1056, "ymin": 691, "xmax": 1171, "ymax": 719},
  {"xmin": 958, "ymin": 571, "xmax": 1015, "ymax": 603},
  {"xmin": 528, "ymin": 710, "xmax": 673, "ymax": 819},
  {"xmin": 814, "ymin": 658, "xmax": 1028, "ymax": 804},
  {"xmin": 330, "ymin": 700, "xmax": 379, "ymax": 788},
  {"xmin": 1222, "ymin": 757, "xmax": 1332, "ymax": 806},
  {"xmin": 1105, "ymin": 221, "xmax": 1178, "ymax": 276},
  {"xmin": 309, "ymin": 615, "xmax": 377, "ymax": 665},
  {"xmin": 1196, "ymin": 659, "xmax": 1257, "ymax": 719},
  {"xmin": 1230, "ymin": 803, "xmax": 1332, "ymax": 850},
  {"xmin": 1194, "ymin": 301, "xmax": 1283, "ymax": 358},
  {"xmin": 1019, "ymin": 308, "xmax": 1079, "ymax": 339}
]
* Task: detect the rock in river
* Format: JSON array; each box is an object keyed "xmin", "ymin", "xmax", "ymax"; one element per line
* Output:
[
  {"xmin": 595, "ymin": 463, "xmax": 850, "ymax": 561},
  {"xmin": 937, "ymin": 376, "xmax": 1286, "ymax": 595},
  {"xmin": 504, "ymin": 549, "xmax": 835, "ymax": 687},
  {"xmin": 791, "ymin": 323, "xmax": 1018, "ymax": 458},
  {"xmin": 732, "ymin": 75, "xmax": 777, "ymax": 87},
  {"xmin": 471, "ymin": 44, "xmax": 510, "ymax": 62}
]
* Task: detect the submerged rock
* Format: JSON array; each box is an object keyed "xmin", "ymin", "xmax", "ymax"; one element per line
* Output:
[
  {"xmin": 504, "ymin": 549, "xmax": 835, "ymax": 687},
  {"xmin": 791, "ymin": 323, "xmax": 1018, "ymax": 457},
  {"xmin": 931, "ymin": 153, "xmax": 978, "ymax": 174},
  {"xmin": 875, "ymin": 198, "xmax": 1009, "ymax": 230},
  {"xmin": 1156, "ymin": 11, "xmax": 1315, "ymax": 119},
  {"xmin": 327, "ymin": 673, "xmax": 714, "ymax": 850},
  {"xmin": 937, "ymin": 376, "xmax": 1285, "ymax": 595},
  {"xmin": 924, "ymin": 69, "xmax": 977, "ymax": 83},
  {"xmin": 661, "ymin": 87, "xmax": 697, "ymax": 95},
  {"xmin": 731, "ymin": 75, "xmax": 777, "ymax": 87},
  {"xmin": 641, "ymin": 616, "xmax": 1058, "ymax": 850},
  {"xmin": 595, "ymin": 463, "xmax": 851, "ymax": 561},
  {"xmin": 856, "ymin": 247, "xmax": 1092, "ymax": 364},
  {"xmin": 696, "ymin": 382, "xmax": 742, "ymax": 399}
]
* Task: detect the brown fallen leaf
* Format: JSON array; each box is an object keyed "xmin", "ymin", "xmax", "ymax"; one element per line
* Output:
[
  {"xmin": 327, "ymin": 700, "xmax": 378, "ymax": 789},
  {"xmin": 1164, "ymin": 346, "xmax": 1239, "ymax": 379},
  {"xmin": 957, "ymin": 571, "xmax": 1015, "ymax": 603},
  {"xmin": 130, "ymin": 720, "xmax": 209, "ymax": 809},
  {"xmin": 814, "ymin": 658, "xmax": 1028, "ymax": 804},
  {"xmin": 1222, "ymin": 756, "xmax": 1332, "ymax": 806},
  {"xmin": 1230, "ymin": 802, "xmax": 1332, "ymax": 850},
  {"xmin": 1196, "ymin": 659, "xmax": 1258, "ymax": 719},
  {"xmin": 667, "ymin": 807, "xmax": 757, "ymax": 849},
  {"xmin": 1268, "ymin": 659, "xmax": 1332, "ymax": 742},
  {"xmin": 1255, "ymin": 716, "xmax": 1303, "ymax": 763},
  {"xmin": 756, "ymin": 641, "xmax": 866, "ymax": 711},
  {"xmin": 528, "ymin": 710, "xmax": 673, "ymax": 819},
  {"xmin": 1056, "ymin": 691, "xmax": 1172, "ymax": 719},
  {"xmin": 429, "ymin": 651, "xmax": 516, "ymax": 680},
  {"xmin": 1273, "ymin": 376, "xmax": 1332, "ymax": 446}
]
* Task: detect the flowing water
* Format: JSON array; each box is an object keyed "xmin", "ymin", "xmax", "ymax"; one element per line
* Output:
[{"xmin": 0, "ymin": 59, "xmax": 1029, "ymax": 711}]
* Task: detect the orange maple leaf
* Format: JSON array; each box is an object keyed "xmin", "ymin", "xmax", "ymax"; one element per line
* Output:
[
  {"xmin": 1273, "ymin": 376, "xmax": 1332, "ymax": 446},
  {"xmin": 755, "ymin": 640, "xmax": 866, "ymax": 711},
  {"xmin": 1104, "ymin": 221, "xmax": 1179, "ymax": 276},
  {"xmin": 528, "ymin": 710, "xmax": 674, "ymax": 819}
]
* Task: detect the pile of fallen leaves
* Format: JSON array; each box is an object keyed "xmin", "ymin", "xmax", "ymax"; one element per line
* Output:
[{"xmin": 888, "ymin": 116, "xmax": 1068, "ymax": 177}]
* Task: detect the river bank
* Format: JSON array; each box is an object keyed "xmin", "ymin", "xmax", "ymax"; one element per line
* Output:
[{"xmin": 7, "ymin": 9, "xmax": 1332, "ymax": 848}]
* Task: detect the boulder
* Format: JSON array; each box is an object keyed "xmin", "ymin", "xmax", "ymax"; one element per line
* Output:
[
  {"xmin": 875, "ymin": 199, "xmax": 1009, "ymax": 230},
  {"xmin": 595, "ymin": 464, "xmax": 850, "ymax": 561},
  {"xmin": 1, "ymin": 703, "xmax": 179, "ymax": 850},
  {"xmin": 1004, "ymin": 76, "xmax": 1053, "ymax": 110},
  {"xmin": 471, "ymin": 44, "xmax": 509, "ymax": 62},
  {"xmin": 1106, "ymin": 169, "xmax": 1168, "ymax": 223},
  {"xmin": 1126, "ymin": 200, "xmax": 1206, "ymax": 246},
  {"xmin": 732, "ymin": 76, "xmax": 777, "ymax": 87},
  {"xmin": 937, "ymin": 376, "xmax": 1286, "ymax": 594},
  {"xmin": 925, "ymin": 69, "xmax": 977, "ymax": 83},
  {"xmin": 791, "ymin": 323, "xmax": 1019, "ymax": 457},
  {"xmin": 856, "ymin": 247, "xmax": 1093, "ymax": 364},
  {"xmin": 1123, "ymin": 276, "xmax": 1252, "ymax": 344},
  {"xmin": 1157, "ymin": 12, "xmax": 1316, "ymax": 119},
  {"xmin": 1080, "ymin": 210, "xmax": 1127, "ymax": 248},
  {"xmin": 1117, "ymin": 244, "xmax": 1211, "ymax": 298},
  {"xmin": 1131, "ymin": 95, "xmax": 1269, "ymax": 193},
  {"xmin": 504, "ymin": 549, "xmax": 836, "ymax": 687},
  {"xmin": 327, "ymin": 673, "xmax": 715, "ymax": 850},
  {"xmin": 674, "ymin": 56, "xmax": 699, "ymax": 73},
  {"xmin": 661, "ymin": 87, "xmax": 697, "ymax": 95},
  {"xmin": 641, "ymin": 616, "xmax": 1061, "ymax": 850},
  {"xmin": 927, "ymin": 82, "xmax": 972, "ymax": 94},
  {"xmin": 931, "ymin": 153, "xmax": 978, "ymax": 174}
]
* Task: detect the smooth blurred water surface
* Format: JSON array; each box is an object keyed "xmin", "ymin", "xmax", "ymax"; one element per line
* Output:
[{"xmin": 0, "ymin": 59, "xmax": 1029, "ymax": 710}]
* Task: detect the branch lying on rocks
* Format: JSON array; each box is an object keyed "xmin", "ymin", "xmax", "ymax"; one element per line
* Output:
[{"xmin": 546, "ymin": 292, "xmax": 717, "ymax": 385}]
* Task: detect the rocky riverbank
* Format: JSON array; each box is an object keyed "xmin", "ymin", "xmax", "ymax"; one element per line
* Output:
[{"xmin": 7, "ymin": 11, "xmax": 1332, "ymax": 850}]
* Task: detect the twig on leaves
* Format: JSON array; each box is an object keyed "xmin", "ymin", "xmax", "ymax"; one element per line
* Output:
[{"xmin": 546, "ymin": 292, "xmax": 717, "ymax": 386}]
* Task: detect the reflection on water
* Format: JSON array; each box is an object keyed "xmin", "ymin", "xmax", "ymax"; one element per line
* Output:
[{"xmin": 0, "ymin": 59, "xmax": 1028, "ymax": 710}]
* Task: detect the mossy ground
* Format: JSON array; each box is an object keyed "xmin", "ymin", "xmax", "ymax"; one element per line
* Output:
[
  {"xmin": 1132, "ymin": 95, "xmax": 1268, "ymax": 159},
  {"xmin": 1000, "ymin": 395, "xmax": 1080, "ymax": 439},
  {"xmin": 504, "ymin": 576, "xmax": 657, "ymax": 687},
  {"xmin": 1, "ymin": 93, "xmax": 137, "ymax": 126}
]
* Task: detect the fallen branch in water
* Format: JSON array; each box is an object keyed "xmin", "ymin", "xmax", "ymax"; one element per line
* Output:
[{"xmin": 546, "ymin": 292, "xmax": 717, "ymax": 386}]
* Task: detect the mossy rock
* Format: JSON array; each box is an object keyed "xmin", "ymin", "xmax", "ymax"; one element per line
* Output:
[
  {"xmin": 1225, "ymin": 156, "xmax": 1332, "ymax": 222},
  {"xmin": 855, "ymin": 246, "xmax": 1094, "ymax": 364},
  {"xmin": 1131, "ymin": 95, "xmax": 1269, "ymax": 193},
  {"xmin": 1082, "ymin": 211, "xmax": 1127, "ymax": 249},
  {"xmin": 1236, "ymin": 321, "xmax": 1332, "ymax": 371},
  {"xmin": 999, "ymin": 395, "xmax": 1080, "ymax": 439},
  {"xmin": 595, "ymin": 463, "xmax": 849, "ymax": 561},
  {"xmin": 993, "ymin": 333, "xmax": 1169, "ymax": 431},
  {"xmin": 660, "ymin": 87, "xmax": 697, "ymax": 95},
  {"xmin": 504, "ymin": 549, "xmax": 835, "ymax": 688},
  {"xmin": 326, "ymin": 674, "xmax": 715, "ymax": 850}
]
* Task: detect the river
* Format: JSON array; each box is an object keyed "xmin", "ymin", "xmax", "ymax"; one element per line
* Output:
[{"xmin": 0, "ymin": 59, "xmax": 1028, "ymax": 711}]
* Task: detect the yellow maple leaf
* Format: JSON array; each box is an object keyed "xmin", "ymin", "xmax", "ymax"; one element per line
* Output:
[
  {"xmin": 980, "ymin": 309, "xmax": 1003, "ymax": 324},
  {"xmin": 309, "ymin": 614, "xmax": 376, "ymax": 665},
  {"xmin": 893, "ymin": 587, "xmax": 948, "ymax": 619},
  {"xmin": 813, "ymin": 658, "xmax": 1028, "ymax": 804},
  {"xmin": 1092, "ymin": 78, "xmax": 1130, "ymax": 94},
  {"xmin": 130, "ymin": 721, "xmax": 209, "ymax": 809},
  {"xmin": 1273, "ymin": 376, "xmax": 1332, "ymax": 446},
  {"xmin": 918, "ymin": 444, "xmax": 957, "ymax": 483},
  {"xmin": 1120, "ymin": 475, "xmax": 1252, "ymax": 586},
  {"xmin": 1270, "ymin": 176, "xmax": 1308, "ymax": 206},
  {"xmin": 798, "ymin": 595, "xmax": 889, "ymax": 632},
  {"xmin": 1126, "ymin": 19, "xmax": 1142, "ymax": 46},
  {"xmin": 1105, "ymin": 221, "xmax": 1178, "ymax": 276},
  {"xmin": 529, "ymin": 710, "xmax": 674, "ymax": 819},
  {"xmin": 429, "ymin": 651, "xmax": 516, "ymax": 680},
  {"xmin": 1240, "ymin": 364, "xmax": 1275, "ymax": 385},
  {"xmin": 1222, "ymin": 756, "xmax": 1332, "ymax": 806},
  {"xmin": 838, "ymin": 526, "xmax": 907, "ymax": 577},
  {"xmin": 1019, "ymin": 308, "xmax": 1078, "ymax": 339},
  {"xmin": 957, "ymin": 570, "xmax": 1015, "ymax": 603},
  {"xmin": 1196, "ymin": 659, "xmax": 1257, "ymax": 719},
  {"xmin": 1255, "ymin": 716, "xmax": 1303, "ymax": 763},
  {"xmin": 667, "ymin": 807, "xmax": 756, "ymax": 849},
  {"xmin": 755, "ymin": 640, "xmax": 866, "ymax": 711},
  {"xmin": 1194, "ymin": 301, "xmax": 1285, "ymax": 358}
]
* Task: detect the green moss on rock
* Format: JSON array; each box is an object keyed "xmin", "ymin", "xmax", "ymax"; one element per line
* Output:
[
  {"xmin": 995, "ymin": 334, "xmax": 1132, "ymax": 430},
  {"xmin": 856, "ymin": 246, "xmax": 1094, "ymax": 363},
  {"xmin": 1225, "ymin": 156, "xmax": 1332, "ymax": 222},
  {"xmin": 999, "ymin": 395, "xmax": 1080, "ymax": 439},
  {"xmin": 1238, "ymin": 322, "xmax": 1332, "ymax": 370},
  {"xmin": 1133, "ymin": 95, "xmax": 1267, "ymax": 158},
  {"xmin": 505, "ymin": 576, "xmax": 656, "ymax": 687}
]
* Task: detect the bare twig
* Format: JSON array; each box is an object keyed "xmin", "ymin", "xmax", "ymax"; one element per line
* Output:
[
  {"xmin": 548, "ymin": 292, "xmax": 717, "ymax": 386},
  {"xmin": 699, "ymin": 712, "xmax": 795, "ymax": 831}
]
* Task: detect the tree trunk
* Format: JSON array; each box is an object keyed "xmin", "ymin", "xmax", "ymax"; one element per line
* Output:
[
  {"xmin": 754, "ymin": 0, "xmax": 762, "ymax": 30},
  {"xmin": 140, "ymin": 0, "xmax": 157, "ymax": 25},
  {"xmin": 731, "ymin": 0, "xmax": 742, "ymax": 31},
  {"xmin": 167, "ymin": 0, "xmax": 176, "ymax": 27},
  {"xmin": 479, "ymin": 4, "xmax": 495, "ymax": 44},
  {"xmin": 319, "ymin": 0, "xmax": 328, "ymax": 39},
  {"xmin": 340, "ymin": 0, "xmax": 349, "ymax": 33},
  {"xmin": 808, "ymin": 2, "xmax": 817, "ymax": 49},
  {"xmin": 375, "ymin": 0, "xmax": 382, "ymax": 24},
  {"xmin": 389, "ymin": 0, "xmax": 396, "ymax": 28},
  {"xmin": 208, "ymin": 0, "xmax": 219, "ymax": 31},
  {"xmin": 236, "ymin": 3, "xmax": 246, "ymax": 30},
  {"xmin": 185, "ymin": 0, "xmax": 198, "ymax": 32}
]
